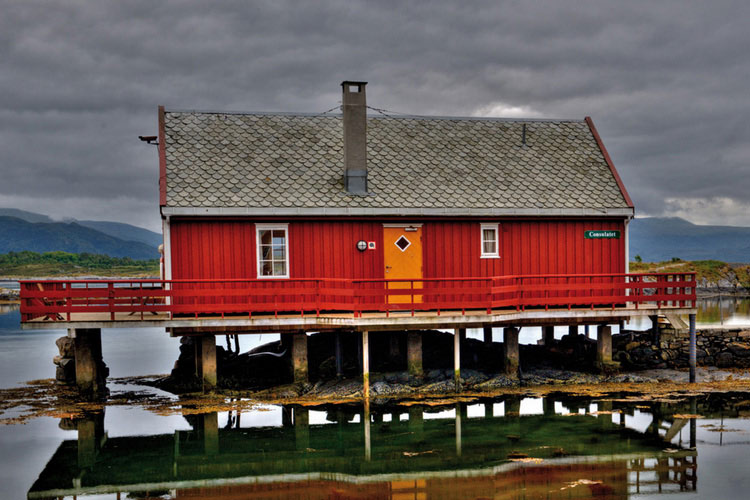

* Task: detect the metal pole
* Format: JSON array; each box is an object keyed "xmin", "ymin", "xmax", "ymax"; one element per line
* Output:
[{"xmin": 689, "ymin": 314, "xmax": 696, "ymax": 383}]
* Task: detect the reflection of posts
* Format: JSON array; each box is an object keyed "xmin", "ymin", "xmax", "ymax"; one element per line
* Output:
[
  {"xmin": 77, "ymin": 411, "xmax": 105, "ymax": 468},
  {"xmin": 363, "ymin": 401, "xmax": 371, "ymax": 461},
  {"xmin": 294, "ymin": 407, "xmax": 310, "ymax": 451},
  {"xmin": 203, "ymin": 412, "xmax": 219, "ymax": 455},
  {"xmin": 408, "ymin": 406, "xmax": 424, "ymax": 442},
  {"xmin": 455, "ymin": 403, "xmax": 462, "ymax": 457}
]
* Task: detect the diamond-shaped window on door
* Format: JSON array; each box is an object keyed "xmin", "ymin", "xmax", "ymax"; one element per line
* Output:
[{"xmin": 395, "ymin": 235, "xmax": 411, "ymax": 252}]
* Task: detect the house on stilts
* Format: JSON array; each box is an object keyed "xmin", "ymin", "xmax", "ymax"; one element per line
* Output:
[{"xmin": 20, "ymin": 82, "xmax": 697, "ymax": 396}]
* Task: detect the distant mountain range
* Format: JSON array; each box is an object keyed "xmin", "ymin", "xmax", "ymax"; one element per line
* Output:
[
  {"xmin": 629, "ymin": 217, "xmax": 750, "ymax": 263},
  {"xmin": 0, "ymin": 208, "xmax": 160, "ymax": 260},
  {"xmin": 1, "ymin": 209, "xmax": 748, "ymax": 263}
]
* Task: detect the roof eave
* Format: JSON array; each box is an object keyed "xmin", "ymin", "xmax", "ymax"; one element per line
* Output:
[{"xmin": 161, "ymin": 206, "xmax": 635, "ymax": 218}]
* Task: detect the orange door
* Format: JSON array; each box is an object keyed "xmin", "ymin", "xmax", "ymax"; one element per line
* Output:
[{"xmin": 383, "ymin": 226, "xmax": 423, "ymax": 304}]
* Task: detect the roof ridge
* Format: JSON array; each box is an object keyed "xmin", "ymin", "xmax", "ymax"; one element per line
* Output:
[{"xmin": 163, "ymin": 108, "xmax": 583, "ymax": 123}]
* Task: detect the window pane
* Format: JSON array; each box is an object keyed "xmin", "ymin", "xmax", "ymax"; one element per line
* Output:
[
  {"xmin": 261, "ymin": 245, "xmax": 272, "ymax": 259},
  {"xmin": 483, "ymin": 241, "xmax": 496, "ymax": 254},
  {"xmin": 261, "ymin": 261, "xmax": 273, "ymax": 276},
  {"xmin": 272, "ymin": 230, "xmax": 286, "ymax": 246},
  {"xmin": 483, "ymin": 229, "xmax": 496, "ymax": 242},
  {"xmin": 273, "ymin": 262, "xmax": 286, "ymax": 276},
  {"xmin": 259, "ymin": 230, "xmax": 272, "ymax": 245},
  {"xmin": 272, "ymin": 246, "xmax": 286, "ymax": 259}
]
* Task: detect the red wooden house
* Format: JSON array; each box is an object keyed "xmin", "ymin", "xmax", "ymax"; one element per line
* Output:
[
  {"xmin": 159, "ymin": 81, "xmax": 634, "ymax": 309},
  {"xmin": 21, "ymin": 82, "xmax": 697, "ymax": 395}
]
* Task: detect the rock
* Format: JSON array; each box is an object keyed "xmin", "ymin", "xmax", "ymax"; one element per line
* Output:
[
  {"xmin": 55, "ymin": 336, "xmax": 74, "ymax": 358},
  {"xmin": 625, "ymin": 342, "xmax": 640, "ymax": 351},
  {"xmin": 716, "ymin": 352, "xmax": 734, "ymax": 368},
  {"xmin": 738, "ymin": 330, "xmax": 750, "ymax": 339}
]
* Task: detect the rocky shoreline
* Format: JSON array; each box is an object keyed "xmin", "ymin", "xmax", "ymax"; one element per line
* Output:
[{"xmin": 139, "ymin": 326, "xmax": 750, "ymax": 400}]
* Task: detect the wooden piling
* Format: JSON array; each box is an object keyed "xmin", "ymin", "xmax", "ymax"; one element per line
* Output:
[
  {"xmin": 72, "ymin": 328, "xmax": 106, "ymax": 398},
  {"xmin": 362, "ymin": 330, "xmax": 370, "ymax": 399},
  {"xmin": 503, "ymin": 327, "xmax": 519, "ymax": 376},
  {"xmin": 689, "ymin": 314, "xmax": 697, "ymax": 383},
  {"xmin": 454, "ymin": 328, "xmax": 461, "ymax": 391},
  {"xmin": 407, "ymin": 331, "xmax": 423, "ymax": 377},
  {"xmin": 292, "ymin": 331, "xmax": 308, "ymax": 384}
]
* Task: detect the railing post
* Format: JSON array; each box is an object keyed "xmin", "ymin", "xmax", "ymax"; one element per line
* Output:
[
  {"xmin": 66, "ymin": 282, "xmax": 72, "ymax": 321},
  {"xmin": 107, "ymin": 282, "xmax": 115, "ymax": 321}
]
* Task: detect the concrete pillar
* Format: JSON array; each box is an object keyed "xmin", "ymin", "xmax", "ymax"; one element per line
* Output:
[
  {"xmin": 335, "ymin": 332, "xmax": 343, "ymax": 378},
  {"xmin": 362, "ymin": 330, "xmax": 370, "ymax": 399},
  {"xmin": 543, "ymin": 326, "xmax": 555, "ymax": 346},
  {"xmin": 503, "ymin": 327, "xmax": 519, "ymax": 376},
  {"xmin": 72, "ymin": 328, "xmax": 106, "ymax": 398},
  {"xmin": 195, "ymin": 335, "xmax": 217, "ymax": 391},
  {"xmin": 292, "ymin": 331, "xmax": 308, "ymax": 384},
  {"xmin": 689, "ymin": 314, "xmax": 697, "ymax": 383},
  {"xmin": 483, "ymin": 326, "xmax": 493, "ymax": 344},
  {"xmin": 407, "ymin": 331, "xmax": 423, "ymax": 378},
  {"xmin": 596, "ymin": 325, "xmax": 613, "ymax": 366},
  {"xmin": 454, "ymin": 328, "xmax": 461, "ymax": 392}
]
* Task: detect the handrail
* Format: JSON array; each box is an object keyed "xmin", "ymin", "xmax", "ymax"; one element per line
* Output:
[{"xmin": 19, "ymin": 272, "xmax": 697, "ymax": 323}]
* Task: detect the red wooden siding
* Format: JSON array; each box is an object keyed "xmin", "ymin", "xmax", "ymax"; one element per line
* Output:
[
  {"xmin": 170, "ymin": 219, "xmax": 384, "ymax": 281},
  {"xmin": 422, "ymin": 219, "xmax": 625, "ymax": 278},
  {"xmin": 170, "ymin": 218, "xmax": 625, "ymax": 281}
]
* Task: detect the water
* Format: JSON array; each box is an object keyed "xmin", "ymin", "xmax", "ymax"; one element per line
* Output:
[{"xmin": 1, "ymin": 302, "xmax": 750, "ymax": 499}]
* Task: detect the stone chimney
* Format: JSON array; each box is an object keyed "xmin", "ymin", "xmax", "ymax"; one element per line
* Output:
[{"xmin": 342, "ymin": 81, "xmax": 368, "ymax": 194}]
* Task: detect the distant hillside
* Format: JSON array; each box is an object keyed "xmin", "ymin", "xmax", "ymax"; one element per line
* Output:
[
  {"xmin": 630, "ymin": 217, "xmax": 750, "ymax": 263},
  {"xmin": 76, "ymin": 220, "xmax": 162, "ymax": 247},
  {"xmin": 0, "ymin": 208, "xmax": 53, "ymax": 224},
  {"xmin": 0, "ymin": 216, "xmax": 158, "ymax": 260}
]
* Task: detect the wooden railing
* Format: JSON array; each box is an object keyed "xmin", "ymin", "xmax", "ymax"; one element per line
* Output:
[{"xmin": 19, "ymin": 272, "xmax": 696, "ymax": 323}]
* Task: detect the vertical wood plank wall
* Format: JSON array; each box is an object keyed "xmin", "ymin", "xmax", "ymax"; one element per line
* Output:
[{"xmin": 170, "ymin": 218, "xmax": 626, "ymax": 281}]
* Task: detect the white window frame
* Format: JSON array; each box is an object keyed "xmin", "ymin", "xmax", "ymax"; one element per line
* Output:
[
  {"xmin": 480, "ymin": 223, "xmax": 500, "ymax": 259},
  {"xmin": 256, "ymin": 223, "xmax": 290, "ymax": 279}
]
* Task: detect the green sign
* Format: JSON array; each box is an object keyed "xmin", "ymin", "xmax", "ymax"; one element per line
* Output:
[{"xmin": 585, "ymin": 230, "xmax": 621, "ymax": 239}]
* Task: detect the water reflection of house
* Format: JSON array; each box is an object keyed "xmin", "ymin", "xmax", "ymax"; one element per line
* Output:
[{"xmin": 28, "ymin": 397, "xmax": 697, "ymax": 499}]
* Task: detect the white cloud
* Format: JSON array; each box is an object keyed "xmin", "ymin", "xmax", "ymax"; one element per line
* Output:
[
  {"xmin": 472, "ymin": 102, "xmax": 545, "ymax": 119},
  {"xmin": 660, "ymin": 197, "xmax": 750, "ymax": 227}
]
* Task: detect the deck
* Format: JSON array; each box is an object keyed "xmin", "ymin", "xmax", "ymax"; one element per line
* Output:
[{"xmin": 19, "ymin": 272, "xmax": 697, "ymax": 332}]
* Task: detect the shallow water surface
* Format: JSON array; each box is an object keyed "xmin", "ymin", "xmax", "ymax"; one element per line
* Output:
[
  {"xmin": 10, "ymin": 392, "xmax": 750, "ymax": 500},
  {"xmin": 2, "ymin": 301, "xmax": 750, "ymax": 498}
]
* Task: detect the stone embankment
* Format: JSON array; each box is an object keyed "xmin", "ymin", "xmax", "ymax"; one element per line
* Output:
[{"xmin": 614, "ymin": 326, "xmax": 750, "ymax": 370}]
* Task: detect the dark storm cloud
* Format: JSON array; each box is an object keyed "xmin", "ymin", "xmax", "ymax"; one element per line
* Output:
[{"xmin": 1, "ymin": 0, "xmax": 749, "ymax": 231}]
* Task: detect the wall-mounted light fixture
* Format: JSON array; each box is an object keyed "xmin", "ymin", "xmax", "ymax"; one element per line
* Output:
[{"xmin": 356, "ymin": 240, "xmax": 368, "ymax": 252}]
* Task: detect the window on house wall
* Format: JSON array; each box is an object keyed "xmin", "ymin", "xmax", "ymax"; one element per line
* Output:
[
  {"xmin": 256, "ymin": 224, "xmax": 289, "ymax": 278},
  {"xmin": 481, "ymin": 223, "xmax": 499, "ymax": 258}
]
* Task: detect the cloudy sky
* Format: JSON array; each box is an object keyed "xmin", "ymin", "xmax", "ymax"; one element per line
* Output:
[{"xmin": 1, "ymin": 0, "xmax": 748, "ymax": 232}]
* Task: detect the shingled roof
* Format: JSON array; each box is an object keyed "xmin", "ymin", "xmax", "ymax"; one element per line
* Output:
[{"xmin": 159, "ymin": 111, "xmax": 633, "ymax": 217}]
